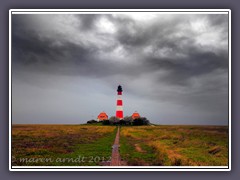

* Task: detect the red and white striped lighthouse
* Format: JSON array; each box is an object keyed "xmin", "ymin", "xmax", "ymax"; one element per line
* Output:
[{"xmin": 116, "ymin": 85, "xmax": 123, "ymax": 119}]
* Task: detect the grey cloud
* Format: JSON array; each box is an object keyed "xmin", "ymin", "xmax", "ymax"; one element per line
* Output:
[
  {"xmin": 207, "ymin": 14, "xmax": 228, "ymax": 29},
  {"xmin": 143, "ymin": 49, "xmax": 228, "ymax": 86},
  {"xmin": 75, "ymin": 14, "xmax": 100, "ymax": 31},
  {"xmin": 11, "ymin": 13, "xmax": 229, "ymax": 125}
]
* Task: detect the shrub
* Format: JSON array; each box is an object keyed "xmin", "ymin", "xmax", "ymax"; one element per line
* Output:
[
  {"xmin": 102, "ymin": 120, "xmax": 110, "ymax": 125},
  {"xmin": 132, "ymin": 117, "xmax": 150, "ymax": 126},
  {"xmin": 87, "ymin": 119, "xmax": 98, "ymax": 124},
  {"xmin": 109, "ymin": 116, "xmax": 120, "ymax": 125}
]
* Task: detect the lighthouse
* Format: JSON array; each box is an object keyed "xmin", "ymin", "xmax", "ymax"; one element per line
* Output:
[{"xmin": 116, "ymin": 85, "xmax": 123, "ymax": 119}]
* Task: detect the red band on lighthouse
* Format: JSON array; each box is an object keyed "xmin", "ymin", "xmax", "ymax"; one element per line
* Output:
[
  {"xmin": 117, "ymin": 100, "xmax": 122, "ymax": 106},
  {"xmin": 116, "ymin": 85, "xmax": 123, "ymax": 119},
  {"xmin": 116, "ymin": 111, "xmax": 123, "ymax": 118}
]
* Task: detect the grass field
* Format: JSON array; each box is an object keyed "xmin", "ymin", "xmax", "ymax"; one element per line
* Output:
[
  {"xmin": 12, "ymin": 124, "xmax": 116, "ymax": 166},
  {"xmin": 120, "ymin": 125, "xmax": 228, "ymax": 166},
  {"xmin": 12, "ymin": 124, "xmax": 228, "ymax": 166}
]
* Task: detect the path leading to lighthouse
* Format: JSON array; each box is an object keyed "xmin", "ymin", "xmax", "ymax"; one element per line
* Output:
[{"xmin": 110, "ymin": 126, "xmax": 121, "ymax": 166}]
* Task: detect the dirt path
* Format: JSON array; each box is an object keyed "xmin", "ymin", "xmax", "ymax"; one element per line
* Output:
[{"xmin": 110, "ymin": 126, "xmax": 121, "ymax": 166}]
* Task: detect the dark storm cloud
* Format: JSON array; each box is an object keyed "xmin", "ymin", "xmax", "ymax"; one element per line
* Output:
[
  {"xmin": 144, "ymin": 49, "xmax": 228, "ymax": 86},
  {"xmin": 12, "ymin": 15, "xmax": 95, "ymax": 64},
  {"xmin": 102, "ymin": 14, "xmax": 229, "ymax": 86},
  {"xmin": 11, "ymin": 13, "xmax": 229, "ymax": 125},
  {"xmin": 12, "ymin": 14, "xmax": 228, "ymax": 77},
  {"xmin": 75, "ymin": 14, "xmax": 100, "ymax": 31},
  {"xmin": 109, "ymin": 14, "xmax": 188, "ymax": 47},
  {"xmin": 12, "ymin": 15, "xmax": 126, "ymax": 77},
  {"xmin": 207, "ymin": 14, "xmax": 228, "ymax": 30}
]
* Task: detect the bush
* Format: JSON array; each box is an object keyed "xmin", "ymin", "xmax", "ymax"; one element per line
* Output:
[
  {"xmin": 100, "ymin": 116, "xmax": 150, "ymax": 126},
  {"xmin": 132, "ymin": 117, "xmax": 150, "ymax": 126},
  {"xmin": 119, "ymin": 120, "xmax": 126, "ymax": 125},
  {"xmin": 123, "ymin": 116, "xmax": 133, "ymax": 125},
  {"xmin": 87, "ymin": 119, "xmax": 98, "ymax": 124},
  {"xmin": 102, "ymin": 120, "xmax": 110, "ymax": 125},
  {"xmin": 109, "ymin": 116, "xmax": 120, "ymax": 125}
]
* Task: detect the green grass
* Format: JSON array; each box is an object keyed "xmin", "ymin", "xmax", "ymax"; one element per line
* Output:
[
  {"xmin": 12, "ymin": 124, "xmax": 229, "ymax": 166},
  {"xmin": 12, "ymin": 124, "xmax": 116, "ymax": 166},
  {"xmin": 120, "ymin": 125, "xmax": 228, "ymax": 166},
  {"xmin": 120, "ymin": 130, "xmax": 158, "ymax": 166}
]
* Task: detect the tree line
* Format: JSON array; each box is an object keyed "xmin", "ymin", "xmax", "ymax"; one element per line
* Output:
[{"xmin": 87, "ymin": 116, "xmax": 150, "ymax": 126}]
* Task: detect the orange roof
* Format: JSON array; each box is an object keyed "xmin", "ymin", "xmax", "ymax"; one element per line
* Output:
[
  {"xmin": 131, "ymin": 111, "xmax": 140, "ymax": 119},
  {"xmin": 97, "ymin": 112, "xmax": 108, "ymax": 120}
]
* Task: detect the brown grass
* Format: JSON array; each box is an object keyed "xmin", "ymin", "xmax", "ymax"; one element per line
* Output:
[{"xmin": 120, "ymin": 125, "xmax": 228, "ymax": 166}]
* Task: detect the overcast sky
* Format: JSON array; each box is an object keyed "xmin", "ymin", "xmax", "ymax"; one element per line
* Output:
[{"xmin": 11, "ymin": 12, "xmax": 229, "ymax": 125}]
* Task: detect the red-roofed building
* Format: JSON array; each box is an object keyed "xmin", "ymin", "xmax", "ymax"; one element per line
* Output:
[
  {"xmin": 97, "ymin": 112, "xmax": 108, "ymax": 121},
  {"xmin": 131, "ymin": 111, "xmax": 140, "ymax": 120}
]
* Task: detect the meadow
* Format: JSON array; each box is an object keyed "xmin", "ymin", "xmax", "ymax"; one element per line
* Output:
[
  {"xmin": 12, "ymin": 124, "xmax": 116, "ymax": 166},
  {"xmin": 120, "ymin": 125, "xmax": 228, "ymax": 166},
  {"xmin": 12, "ymin": 124, "xmax": 228, "ymax": 166}
]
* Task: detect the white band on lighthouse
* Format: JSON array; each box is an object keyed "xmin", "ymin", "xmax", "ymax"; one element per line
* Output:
[
  {"xmin": 117, "ymin": 95, "xmax": 122, "ymax": 99},
  {"xmin": 116, "ymin": 106, "xmax": 123, "ymax": 111}
]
